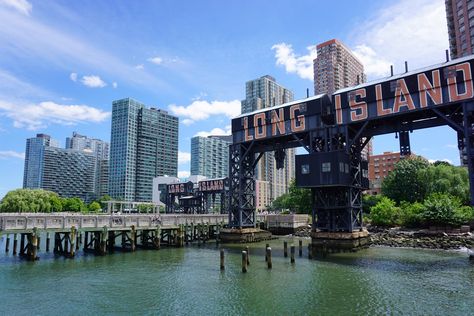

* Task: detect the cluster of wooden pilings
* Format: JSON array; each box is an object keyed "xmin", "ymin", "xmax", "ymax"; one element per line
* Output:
[
  {"xmin": 220, "ymin": 239, "xmax": 312, "ymax": 272},
  {"xmin": 2, "ymin": 221, "xmax": 225, "ymax": 261}
]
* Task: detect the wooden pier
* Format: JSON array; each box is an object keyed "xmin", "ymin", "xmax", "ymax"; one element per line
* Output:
[{"xmin": 0, "ymin": 213, "xmax": 308, "ymax": 261}]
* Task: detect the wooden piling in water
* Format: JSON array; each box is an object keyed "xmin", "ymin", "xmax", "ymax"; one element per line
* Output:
[
  {"xmin": 245, "ymin": 246, "xmax": 250, "ymax": 265},
  {"xmin": 20, "ymin": 233, "xmax": 25, "ymax": 256},
  {"xmin": 265, "ymin": 243, "xmax": 269, "ymax": 262},
  {"xmin": 266, "ymin": 247, "xmax": 272, "ymax": 269},
  {"xmin": 290, "ymin": 244, "xmax": 295, "ymax": 264},
  {"xmin": 5, "ymin": 234, "xmax": 10, "ymax": 253},
  {"xmin": 308, "ymin": 243, "xmax": 312, "ymax": 259},
  {"xmin": 76, "ymin": 232, "xmax": 80, "ymax": 251},
  {"xmin": 69, "ymin": 227, "xmax": 76, "ymax": 258},
  {"xmin": 84, "ymin": 232, "xmax": 89, "ymax": 252},
  {"xmin": 242, "ymin": 251, "xmax": 247, "ymax": 273},
  {"xmin": 130, "ymin": 226, "xmax": 136, "ymax": 252},
  {"xmin": 37, "ymin": 236, "xmax": 41, "ymax": 251},
  {"xmin": 100, "ymin": 226, "xmax": 108, "ymax": 255},
  {"xmin": 13, "ymin": 234, "xmax": 17, "ymax": 255},
  {"xmin": 220, "ymin": 249, "xmax": 225, "ymax": 270},
  {"xmin": 299, "ymin": 239, "xmax": 303, "ymax": 256},
  {"xmin": 46, "ymin": 232, "xmax": 50, "ymax": 252},
  {"xmin": 284, "ymin": 241, "xmax": 288, "ymax": 257}
]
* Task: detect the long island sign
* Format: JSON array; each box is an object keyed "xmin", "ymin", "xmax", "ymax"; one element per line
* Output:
[{"xmin": 232, "ymin": 55, "xmax": 474, "ymax": 144}]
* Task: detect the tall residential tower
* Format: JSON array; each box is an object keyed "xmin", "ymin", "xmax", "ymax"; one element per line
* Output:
[
  {"xmin": 241, "ymin": 75, "xmax": 295, "ymax": 209},
  {"xmin": 23, "ymin": 133, "xmax": 97, "ymax": 202},
  {"xmin": 313, "ymin": 39, "xmax": 366, "ymax": 96},
  {"xmin": 313, "ymin": 39, "xmax": 372, "ymax": 160},
  {"xmin": 445, "ymin": 0, "xmax": 474, "ymax": 165},
  {"xmin": 190, "ymin": 135, "xmax": 232, "ymax": 179},
  {"xmin": 108, "ymin": 98, "xmax": 179, "ymax": 202}
]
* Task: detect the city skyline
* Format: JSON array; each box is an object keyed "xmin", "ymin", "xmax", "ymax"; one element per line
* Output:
[{"xmin": 0, "ymin": 0, "xmax": 455, "ymax": 199}]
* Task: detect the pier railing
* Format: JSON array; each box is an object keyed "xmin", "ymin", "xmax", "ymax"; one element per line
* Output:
[{"xmin": 0, "ymin": 213, "xmax": 308, "ymax": 233}]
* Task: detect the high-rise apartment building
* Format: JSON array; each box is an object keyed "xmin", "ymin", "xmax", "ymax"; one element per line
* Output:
[
  {"xmin": 66, "ymin": 131, "xmax": 109, "ymax": 160},
  {"xmin": 23, "ymin": 134, "xmax": 97, "ymax": 202},
  {"xmin": 241, "ymin": 75, "xmax": 295, "ymax": 209},
  {"xmin": 445, "ymin": 0, "xmax": 474, "ymax": 165},
  {"xmin": 313, "ymin": 39, "xmax": 366, "ymax": 96},
  {"xmin": 109, "ymin": 98, "xmax": 179, "ymax": 202},
  {"xmin": 66, "ymin": 132, "xmax": 110, "ymax": 197},
  {"xmin": 190, "ymin": 135, "xmax": 232, "ymax": 179},
  {"xmin": 23, "ymin": 134, "xmax": 59, "ymax": 188},
  {"xmin": 446, "ymin": 0, "xmax": 474, "ymax": 59},
  {"xmin": 313, "ymin": 39, "xmax": 371, "ymax": 160},
  {"xmin": 41, "ymin": 147, "xmax": 96, "ymax": 202}
]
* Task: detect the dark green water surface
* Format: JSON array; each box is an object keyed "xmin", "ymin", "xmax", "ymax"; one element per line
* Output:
[{"xmin": 0, "ymin": 237, "xmax": 473, "ymax": 315}]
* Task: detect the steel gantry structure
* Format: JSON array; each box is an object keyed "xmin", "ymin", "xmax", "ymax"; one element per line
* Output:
[{"xmin": 228, "ymin": 55, "xmax": 474, "ymax": 248}]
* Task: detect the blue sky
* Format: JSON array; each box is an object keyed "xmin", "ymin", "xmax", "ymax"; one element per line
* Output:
[{"xmin": 0, "ymin": 0, "xmax": 455, "ymax": 198}]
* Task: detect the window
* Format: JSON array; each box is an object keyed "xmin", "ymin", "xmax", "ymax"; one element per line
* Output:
[
  {"xmin": 300, "ymin": 164, "xmax": 310, "ymax": 175},
  {"xmin": 322, "ymin": 162, "xmax": 331, "ymax": 172}
]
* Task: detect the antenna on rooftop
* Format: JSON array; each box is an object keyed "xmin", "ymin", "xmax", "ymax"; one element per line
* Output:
[{"xmin": 390, "ymin": 65, "xmax": 394, "ymax": 77}]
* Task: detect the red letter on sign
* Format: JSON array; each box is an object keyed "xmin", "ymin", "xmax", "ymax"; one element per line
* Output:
[
  {"xmin": 271, "ymin": 109, "xmax": 285, "ymax": 136},
  {"xmin": 349, "ymin": 88, "xmax": 368, "ymax": 122},
  {"xmin": 376, "ymin": 84, "xmax": 392, "ymax": 116},
  {"xmin": 448, "ymin": 62, "xmax": 474, "ymax": 102},
  {"xmin": 393, "ymin": 79, "xmax": 415, "ymax": 113},
  {"xmin": 244, "ymin": 117, "xmax": 253, "ymax": 141},
  {"xmin": 290, "ymin": 105, "xmax": 305, "ymax": 132},
  {"xmin": 334, "ymin": 94, "xmax": 343, "ymax": 124},
  {"xmin": 254, "ymin": 113, "xmax": 267, "ymax": 139},
  {"xmin": 418, "ymin": 70, "xmax": 442, "ymax": 108}
]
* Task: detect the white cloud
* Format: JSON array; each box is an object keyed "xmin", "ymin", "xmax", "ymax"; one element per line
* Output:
[
  {"xmin": 0, "ymin": 150, "xmax": 24, "ymax": 160},
  {"xmin": 352, "ymin": 45, "xmax": 392, "ymax": 78},
  {"xmin": 169, "ymin": 100, "xmax": 240, "ymax": 124},
  {"xmin": 0, "ymin": 100, "xmax": 110, "ymax": 130},
  {"xmin": 112, "ymin": 82, "xmax": 118, "ymax": 89},
  {"xmin": 0, "ymin": 0, "xmax": 32, "ymax": 15},
  {"xmin": 194, "ymin": 126, "xmax": 231, "ymax": 137},
  {"xmin": 271, "ymin": 43, "xmax": 317, "ymax": 80},
  {"xmin": 0, "ymin": 8, "xmax": 171, "ymax": 92},
  {"xmin": 135, "ymin": 64, "xmax": 144, "ymax": 70},
  {"xmin": 69, "ymin": 72, "xmax": 77, "ymax": 82},
  {"xmin": 148, "ymin": 56, "xmax": 163, "ymax": 65},
  {"xmin": 272, "ymin": 1, "xmax": 448, "ymax": 81},
  {"xmin": 81, "ymin": 75, "xmax": 107, "ymax": 88},
  {"xmin": 0, "ymin": 69, "xmax": 52, "ymax": 99},
  {"xmin": 178, "ymin": 151, "xmax": 191, "ymax": 164},
  {"xmin": 351, "ymin": 0, "xmax": 448, "ymax": 79},
  {"xmin": 181, "ymin": 119, "xmax": 194, "ymax": 126},
  {"xmin": 178, "ymin": 171, "xmax": 190, "ymax": 178}
]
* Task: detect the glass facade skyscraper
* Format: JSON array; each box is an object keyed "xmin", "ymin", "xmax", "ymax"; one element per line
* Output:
[
  {"xmin": 241, "ymin": 75, "xmax": 295, "ymax": 209},
  {"xmin": 190, "ymin": 135, "xmax": 232, "ymax": 179},
  {"xmin": 66, "ymin": 132, "xmax": 110, "ymax": 198},
  {"xmin": 23, "ymin": 133, "xmax": 97, "ymax": 202},
  {"xmin": 23, "ymin": 134, "xmax": 59, "ymax": 189},
  {"xmin": 109, "ymin": 98, "xmax": 179, "ymax": 202}
]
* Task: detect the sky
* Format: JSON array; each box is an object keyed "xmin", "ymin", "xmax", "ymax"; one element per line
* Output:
[{"xmin": 0, "ymin": 0, "xmax": 455, "ymax": 199}]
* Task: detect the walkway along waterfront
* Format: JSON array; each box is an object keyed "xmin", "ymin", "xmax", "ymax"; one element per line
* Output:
[{"xmin": 0, "ymin": 213, "xmax": 308, "ymax": 261}]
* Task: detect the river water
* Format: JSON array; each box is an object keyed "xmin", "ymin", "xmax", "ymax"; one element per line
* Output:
[{"xmin": 0, "ymin": 236, "xmax": 473, "ymax": 315}]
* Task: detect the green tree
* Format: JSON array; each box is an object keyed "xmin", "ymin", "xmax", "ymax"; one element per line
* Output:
[
  {"xmin": 61, "ymin": 197, "xmax": 86, "ymax": 213},
  {"xmin": 0, "ymin": 189, "xmax": 63, "ymax": 213},
  {"xmin": 362, "ymin": 194, "xmax": 383, "ymax": 214},
  {"xmin": 271, "ymin": 193, "xmax": 290, "ymax": 211},
  {"xmin": 286, "ymin": 180, "xmax": 312, "ymax": 214},
  {"xmin": 381, "ymin": 157, "xmax": 430, "ymax": 203},
  {"xmin": 370, "ymin": 197, "xmax": 401, "ymax": 226},
  {"xmin": 421, "ymin": 164, "xmax": 469, "ymax": 204},
  {"xmin": 87, "ymin": 201, "xmax": 102, "ymax": 213},
  {"xmin": 421, "ymin": 193, "xmax": 473, "ymax": 226}
]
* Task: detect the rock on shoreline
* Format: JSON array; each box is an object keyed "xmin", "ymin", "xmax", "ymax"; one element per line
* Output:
[{"xmin": 291, "ymin": 226, "xmax": 474, "ymax": 250}]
